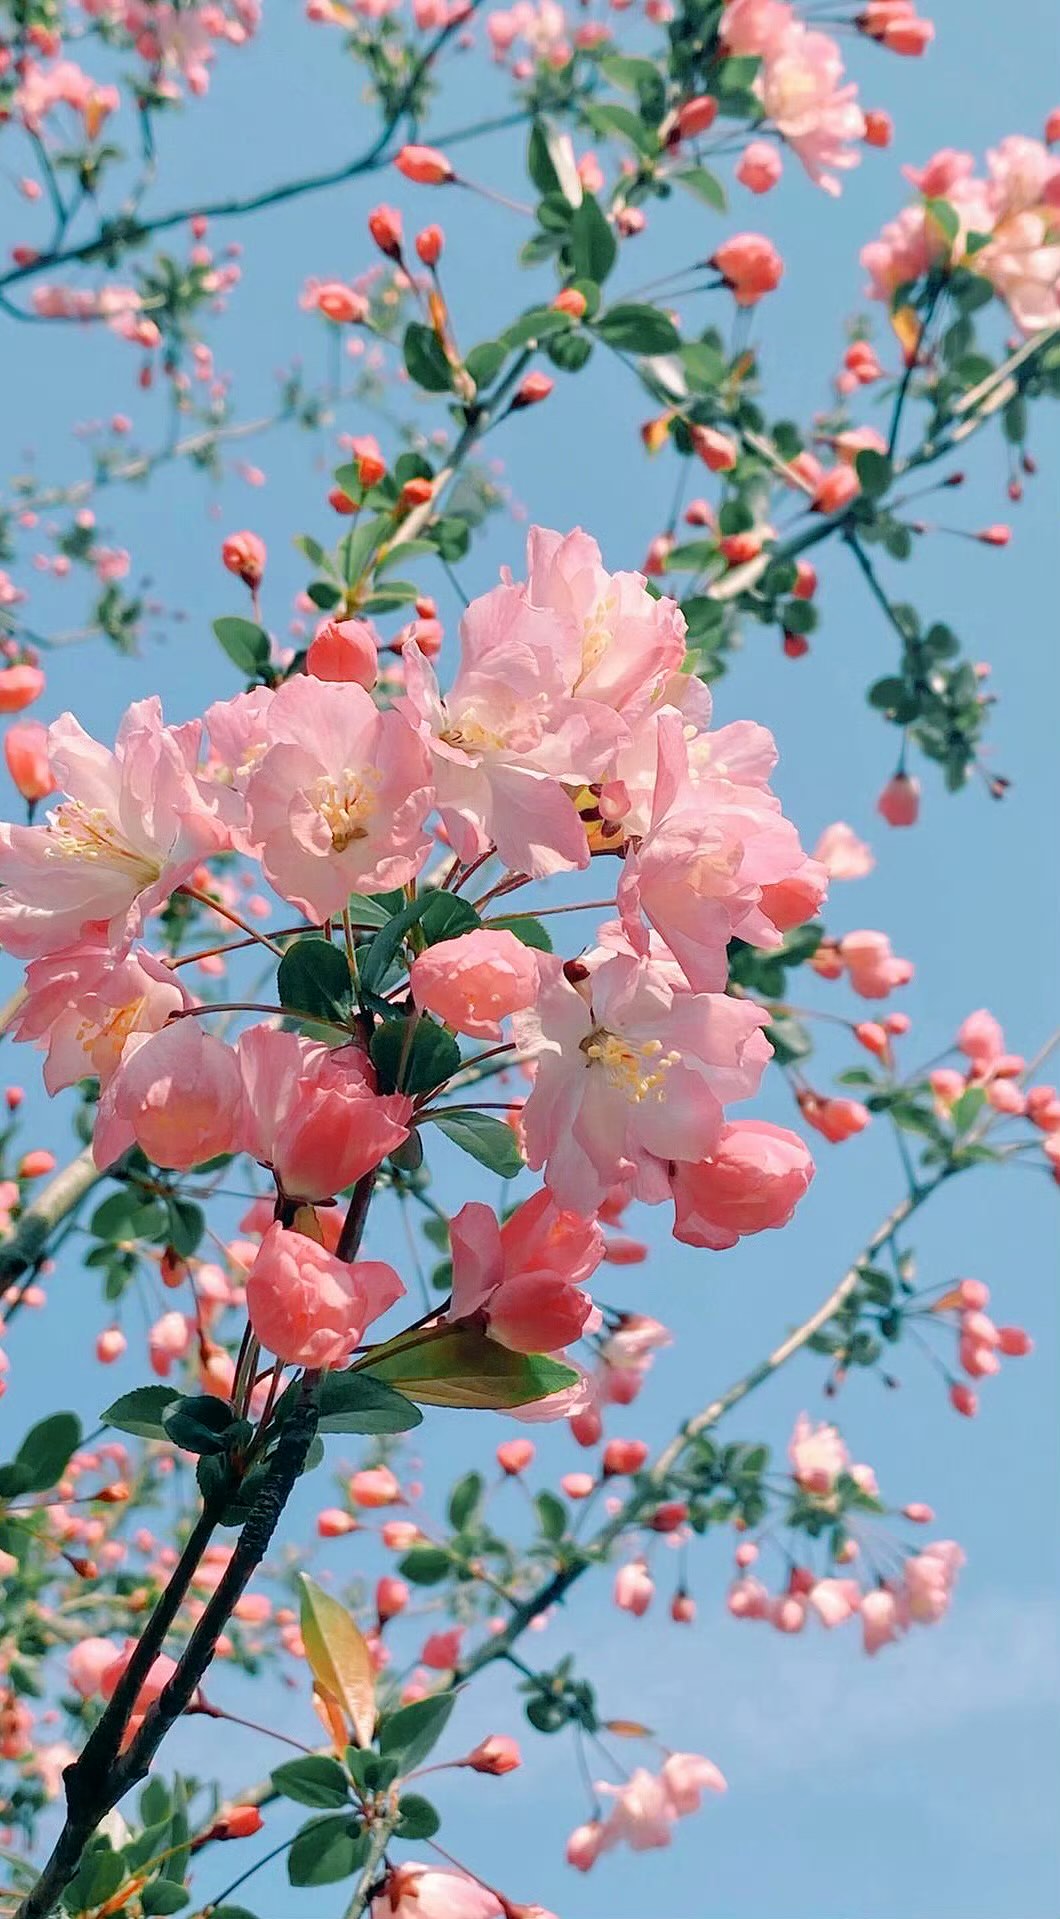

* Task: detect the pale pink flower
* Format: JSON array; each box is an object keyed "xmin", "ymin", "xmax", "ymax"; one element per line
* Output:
[
  {"xmin": 372, "ymin": 1865, "xmax": 502, "ymax": 1919},
  {"xmin": 756, "ymin": 22, "xmax": 865, "ymax": 195},
  {"xmin": 788, "ymin": 1412, "xmax": 848, "ymax": 1493},
  {"xmin": 669, "ymin": 1120, "xmax": 814, "ymax": 1249},
  {"xmin": 520, "ymin": 526, "xmax": 687, "ymax": 724},
  {"xmin": 838, "ymin": 929, "xmax": 913, "ymax": 1000},
  {"xmin": 808, "ymin": 1578, "xmax": 861, "ymax": 1628},
  {"xmin": 448, "ymin": 1188, "xmax": 602, "ymax": 1353},
  {"xmin": 812, "ymin": 820, "xmax": 874, "ymax": 879},
  {"xmin": 861, "ymin": 1587, "xmax": 901, "ymax": 1654},
  {"xmin": 247, "ymin": 1222, "xmax": 403, "ymax": 1367},
  {"xmin": 236, "ymin": 1025, "xmax": 411, "ymax": 1202},
  {"xmin": 66, "ymin": 1637, "xmax": 120, "ymax": 1699},
  {"xmin": 410, "ymin": 928, "xmax": 539, "ymax": 1040},
  {"xmin": 902, "ymin": 1540, "xmax": 964, "ymax": 1624},
  {"xmin": 0, "ymin": 699, "xmax": 227, "ymax": 960},
  {"xmin": 93, "ymin": 1020, "xmax": 245, "ymax": 1170},
  {"xmin": 956, "ymin": 1007, "xmax": 1004, "ymax": 1067},
  {"xmin": 513, "ymin": 952, "xmax": 771, "ymax": 1213},
  {"xmin": 661, "ymin": 1751, "xmax": 727, "ymax": 1811},
  {"xmin": 10, "ymin": 940, "xmax": 191, "ymax": 1094},
  {"xmin": 595, "ymin": 1768, "xmax": 676, "ymax": 1851},
  {"xmin": 244, "ymin": 675, "xmax": 433, "ymax": 919}
]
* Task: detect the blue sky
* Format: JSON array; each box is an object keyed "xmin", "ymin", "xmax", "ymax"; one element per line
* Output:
[{"xmin": 1, "ymin": 1, "xmax": 1058, "ymax": 1913}]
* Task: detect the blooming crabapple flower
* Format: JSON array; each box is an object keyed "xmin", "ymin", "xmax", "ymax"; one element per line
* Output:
[
  {"xmin": 4, "ymin": 721, "xmax": 56, "ymax": 803},
  {"xmin": 236, "ymin": 1025, "xmax": 411, "ymax": 1201},
  {"xmin": 808, "ymin": 1577, "xmax": 862, "ymax": 1628},
  {"xmin": 10, "ymin": 939, "xmax": 192, "ymax": 1095},
  {"xmin": 92, "ymin": 1020, "xmax": 245, "ymax": 1171},
  {"xmin": 519, "ymin": 526, "xmax": 687, "ymax": 726},
  {"xmin": 812, "ymin": 820, "xmax": 874, "ymax": 879},
  {"xmin": 788, "ymin": 1413, "xmax": 848, "ymax": 1492},
  {"xmin": 447, "ymin": 1187, "xmax": 603, "ymax": 1352},
  {"xmin": 618, "ymin": 714, "xmax": 826, "ymax": 992},
  {"xmin": 221, "ymin": 530, "xmax": 266, "ymax": 587},
  {"xmin": 371, "ymin": 1865, "xmax": 503, "ymax": 1919},
  {"xmin": 736, "ymin": 140, "xmax": 783, "ymax": 194},
  {"xmin": 757, "ymin": 23, "xmax": 864, "ymax": 194},
  {"xmin": 306, "ymin": 617, "xmax": 379, "ymax": 689},
  {"xmin": 661, "ymin": 1752, "xmax": 727, "ymax": 1810},
  {"xmin": 0, "ymin": 700, "xmax": 228, "ymax": 961},
  {"xmin": 299, "ymin": 279, "xmax": 369, "ymax": 324},
  {"xmin": 399, "ymin": 586, "xmax": 626, "ymax": 879},
  {"xmin": 838, "ymin": 929, "xmax": 913, "ymax": 999},
  {"xmin": 669, "ymin": 1120, "xmax": 815, "ymax": 1249},
  {"xmin": 244, "ymin": 676, "xmax": 433, "ymax": 919},
  {"xmin": 595, "ymin": 1768, "xmax": 675, "ymax": 1851},
  {"xmin": 711, "ymin": 232, "xmax": 784, "ymax": 303},
  {"xmin": 66, "ymin": 1637, "xmax": 120, "ymax": 1699},
  {"xmin": 246, "ymin": 1222, "xmax": 402, "ymax": 1367},
  {"xmin": 410, "ymin": 928, "xmax": 540, "ymax": 1040},
  {"xmin": 614, "ymin": 1559, "xmax": 654, "ymax": 1615},
  {"xmin": 513, "ymin": 952, "xmax": 771, "ymax": 1214},
  {"xmin": 0, "ymin": 665, "xmax": 46, "ymax": 714}
]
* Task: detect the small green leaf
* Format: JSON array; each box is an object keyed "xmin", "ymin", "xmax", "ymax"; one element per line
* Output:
[
  {"xmin": 315, "ymin": 1371, "xmax": 422, "ymax": 1436},
  {"xmin": 0, "ymin": 1412, "xmax": 82, "ymax": 1499},
  {"xmin": 162, "ymin": 1395, "xmax": 237, "ymax": 1457},
  {"xmin": 465, "ymin": 340, "xmax": 509, "ymax": 388},
  {"xmin": 595, "ymin": 303, "xmax": 680, "ymax": 354},
  {"xmin": 570, "ymin": 195, "xmax": 617, "ymax": 284},
  {"xmin": 675, "ymin": 166, "xmax": 727, "ymax": 212},
  {"xmin": 430, "ymin": 1112, "xmax": 524, "ymax": 1178},
  {"xmin": 277, "ymin": 938, "xmax": 355, "ymax": 1023},
  {"xmin": 403, "ymin": 322, "xmax": 454, "ymax": 394},
  {"xmin": 287, "ymin": 1815, "xmax": 365, "ymax": 1887},
  {"xmin": 583, "ymin": 101, "xmax": 658, "ymax": 157},
  {"xmin": 141, "ymin": 1883, "xmax": 190, "ymax": 1915},
  {"xmin": 448, "ymin": 1470, "xmax": 484, "ymax": 1530},
  {"xmin": 212, "ymin": 617, "xmax": 271, "ymax": 678},
  {"xmin": 299, "ymin": 1575, "xmax": 376, "ymax": 1748},
  {"xmin": 367, "ymin": 1329, "xmax": 577, "ymax": 1410},
  {"xmin": 397, "ymin": 1545, "xmax": 452, "ymax": 1586},
  {"xmin": 489, "ymin": 915, "xmax": 553, "ymax": 953},
  {"xmin": 379, "ymin": 1691, "xmax": 458, "ymax": 1774},
  {"xmin": 271, "ymin": 1756, "xmax": 351, "ymax": 1810},
  {"xmin": 102, "ymin": 1385, "xmax": 178, "ymax": 1439},
  {"xmin": 371, "ymin": 1018, "xmax": 461, "ymax": 1097},
  {"xmin": 855, "ymin": 448, "xmax": 893, "ymax": 499},
  {"xmin": 395, "ymin": 1794, "xmax": 441, "ymax": 1840}
]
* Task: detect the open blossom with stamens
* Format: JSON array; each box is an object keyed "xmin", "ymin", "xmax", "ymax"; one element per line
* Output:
[
  {"xmin": 243, "ymin": 675, "xmax": 433, "ymax": 920},
  {"xmin": 513, "ymin": 951, "xmax": 771, "ymax": 1216},
  {"xmin": 9, "ymin": 939, "xmax": 192, "ymax": 1094},
  {"xmin": 518, "ymin": 526, "xmax": 687, "ymax": 725},
  {"xmin": 0, "ymin": 699, "xmax": 228, "ymax": 961},
  {"xmin": 788, "ymin": 1412, "xmax": 848, "ymax": 1493}
]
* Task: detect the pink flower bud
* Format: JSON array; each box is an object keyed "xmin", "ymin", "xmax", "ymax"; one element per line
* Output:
[
  {"xmin": 949, "ymin": 1381, "xmax": 978, "ymax": 1417},
  {"xmin": 368, "ymin": 204, "xmax": 403, "ymax": 258},
  {"xmin": 997, "ymin": 1326, "xmax": 1033, "ymax": 1357},
  {"xmin": 690, "ymin": 425, "xmax": 737, "ymax": 472},
  {"xmin": 512, "ymin": 371, "xmax": 554, "ymax": 409},
  {"xmin": 670, "ymin": 1590, "xmax": 696, "ymax": 1623},
  {"xmin": 711, "ymin": 232, "xmax": 783, "ymax": 305},
  {"xmin": 496, "ymin": 1439, "xmax": 535, "ymax": 1475},
  {"xmin": 350, "ymin": 1466, "xmax": 402, "ymax": 1509},
  {"xmin": 735, "ymin": 140, "xmax": 783, "ymax": 194},
  {"xmin": 317, "ymin": 1508, "xmax": 357, "ymax": 1538},
  {"xmin": 95, "ymin": 1327, "xmax": 127, "ymax": 1365},
  {"xmin": 415, "ymin": 225, "xmax": 444, "ymax": 267},
  {"xmin": 0, "ymin": 665, "xmax": 46, "ymax": 715},
  {"xmin": 376, "ymin": 1575, "xmax": 410, "ymax": 1621},
  {"xmin": 306, "ymin": 617, "xmax": 379, "ymax": 689},
  {"xmin": 410, "ymin": 928, "xmax": 539, "ymax": 1040},
  {"xmin": 561, "ymin": 1472, "xmax": 595, "ymax": 1498},
  {"xmin": 675, "ymin": 94, "xmax": 717, "ymax": 139},
  {"xmin": 602, "ymin": 1438, "xmax": 649, "ymax": 1476},
  {"xmin": 614, "ymin": 1559, "xmax": 654, "ymax": 1616},
  {"xmin": 876, "ymin": 772, "xmax": 920, "ymax": 827},
  {"xmin": 247, "ymin": 1224, "xmax": 399, "ymax": 1369},
  {"xmin": 221, "ymin": 530, "xmax": 266, "ymax": 588},
  {"xmin": 4, "ymin": 721, "xmax": 54, "ymax": 802},
  {"xmin": 395, "ymin": 143, "xmax": 454, "ymax": 185},
  {"xmin": 465, "ymin": 1733, "xmax": 521, "ymax": 1774}
]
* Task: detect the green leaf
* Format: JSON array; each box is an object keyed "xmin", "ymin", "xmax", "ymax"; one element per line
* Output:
[
  {"xmin": 675, "ymin": 166, "xmax": 727, "ymax": 212},
  {"xmin": 162, "ymin": 1395, "xmax": 237, "ymax": 1456},
  {"xmin": 546, "ymin": 330, "xmax": 593, "ymax": 373},
  {"xmin": 765, "ymin": 1016, "xmax": 813, "ymax": 1066},
  {"xmin": 430, "ymin": 1112, "xmax": 524, "ymax": 1178},
  {"xmin": 102, "ymin": 1384, "xmax": 178, "ymax": 1439},
  {"xmin": 489, "ymin": 915, "xmax": 553, "ymax": 953},
  {"xmin": 448, "ymin": 1470, "xmax": 484, "ymax": 1530},
  {"xmin": 395, "ymin": 1793, "xmax": 441, "ymax": 1840},
  {"xmin": 680, "ymin": 340, "xmax": 726, "ymax": 390},
  {"xmin": 141, "ymin": 1883, "xmax": 190, "ymax": 1914},
  {"xmin": 535, "ymin": 1490, "xmax": 568, "ymax": 1541},
  {"xmin": 583, "ymin": 101, "xmax": 658, "ymax": 156},
  {"xmin": 277, "ymin": 938, "xmax": 355, "ymax": 1024},
  {"xmin": 570, "ymin": 195, "xmax": 617, "ymax": 284},
  {"xmin": 951, "ymin": 1086, "xmax": 985, "ymax": 1133},
  {"xmin": 855, "ymin": 448, "xmax": 893, "ymax": 500},
  {"xmin": 504, "ymin": 307, "xmax": 573, "ymax": 350},
  {"xmin": 315, "ymin": 1371, "xmax": 423, "ymax": 1436},
  {"xmin": 465, "ymin": 340, "xmax": 508, "ymax": 388},
  {"xmin": 419, "ymin": 893, "xmax": 481, "ymax": 946},
  {"xmin": 371, "ymin": 1018, "xmax": 461, "ymax": 1097},
  {"xmin": 358, "ymin": 892, "xmax": 452, "ymax": 997},
  {"xmin": 307, "ymin": 580, "xmax": 343, "ymax": 611},
  {"xmin": 398, "ymin": 1545, "xmax": 452, "ymax": 1585},
  {"xmin": 366, "ymin": 1329, "xmax": 578, "ymax": 1410},
  {"xmin": 924, "ymin": 197, "xmax": 960, "ymax": 247},
  {"xmin": 595, "ymin": 303, "xmax": 680, "ymax": 354},
  {"xmin": 271, "ymin": 1756, "xmax": 352, "ymax": 1810},
  {"xmin": 287, "ymin": 1815, "xmax": 365, "ymax": 1887},
  {"xmin": 528, "ymin": 119, "xmax": 582, "ymax": 205},
  {"xmin": 212, "ymin": 617, "xmax": 271, "ymax": 678},
  {"xmin": 0, "ymin": 1412, "xmax": 82, "ymax": 1499},
  {"xmin": 379, "ymin": 1691, "xmax": 458, "ymax": 1774},
  {"xmin": 299, "ymin": 1575, "xmax": 376, "ymax": 1748},
  {"xmin": 403, "ymin": 322, "xmax": 454, "ymax": 394}
]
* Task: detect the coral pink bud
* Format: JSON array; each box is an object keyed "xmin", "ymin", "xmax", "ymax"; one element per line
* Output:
[
  {"xmin": 4, "ymin": 721, "xmax": 54, "ymax": 802},
  {"xmin": 711, "ymin": 232, "xmax": 783, "ymax": 305},
  {"xmin": 885, "ymin": 1012, "xmax": 911, "ymax": 1035},
  {"xmin": 690, "ymin": 425, "xmax": 738, "ymax": 472},
  {"xmin": 902, "ymin": 1502, "xmax": 934, "ymax": 1524},
  {"xmin": 976, "ymin": 524, "xmax": 1011, "ymax": 546},
  {"xmin": 855, "ymin": 1021, "xmax": 890, "ymax": 1059},
  {"xmin": 208, "ymin": 1806, "xmax": 265, "ymax": 1842},
  {"xmin": 569, "ymin": 1406, "xmax": 603, "ymax": 1448},
  {"xmin": 1046, "ymin": 107, "xmax": 1060, "ymax": 145},
  {"xmin": 0, "ymin": 666, "xmax": 46, "ymax": 715},
  {"xmin": 986, "ymin": 1078, "xmax": 1025, "ymax": 1115},
  {"xmin": 735, "ymin": 140, "xmax": 783, "ymax": 194},
  {"xmin": 949, "ymin": 1382, "xmax": 978, "ymax": 1417},
  {"xmin": 957, "ymin": 1278, "xmax": 990, "ymax": 1310},
  {"xmin": 799, "ymin": 1095, "xmax": 870, "ymax": 1144},
  {"xmin": 248, "ymin": 1224, "xmax": 398, "ymax": 1368},
  {"xmin": 792, "ymin": 560, "xmax": 817, "ymax": 600},
  {"xmin": 18, "ymin": 1149, "xmax": 55, "ymax": 1179},
  {"xmin": 95, "ymin": 1327, "xmax": 127, "ymax": 1365},
  {"xmin": 676, "ymin": 94, "xmax": 718, "ymax": 139},
  {"xmin": 376, "ymin": 1575, "xmax": 410, "ymax": 1621},
  {"xmin": 420, "ymin": 1627, "xmax": 463, "ymax": 1670},
  {"xmin": 671, "ymin": 1121, "xmax": 815, "ymax": 1247},
  {"xmin": 876, "ymin": 771, "xmax": 920, "ymax": 826},
  {"xmin": 512, "ymin": 372, "xmax": 554, "ymax": 409},
  {"xmin": 358, "ymin": 452, "xmax": 387, "ymax": 490},
  {"xmin": 394, "ymin": 144, "xmax": 454, "ymax": 185},
  {"xmin": 552, "ymin": 287, "xmax": 587, "ymax": 319},
  {"xmin": 410, "ymin": 928, "xmax": 539, "ymax": 1040},
  {"xmin": 465, "ymin": 1734, "xmax": 521, "ymax": 1774},
  {"xmin": 306, "ymin": 617, "xmax": 378, "ymax": 689},
  {"xmin": 328, "ymin": 488, "xmax": 355, "ymax": 515},
  {"xmin": 381, "ymin": 1519, "xmax": 420, "ymax": 1550},
  {"xmin": 649, "ymin": 1501, "xmax": 688, "ymax": 1533},
  {"xmin": 415, "ymin": 225, "xmax": 444, "ymax": 267},
  {"xmin": 602, "ymin": 1438, "xmax": 649, "ymax": 1477},
  {"xmin": 566, "ymin": 1821, "xmax": 606, "ymax": 1872},
  {"xmin": 368, "ymin": 204, "xmax": 403, "ymax": 258},
  {"xmin": 221, "ymin": 530, "xmax": 266, "ymax": 589},
  {"xmin": 614, "ymin": 1560, "xmax": 654, "ymax": 1616},
  {"xmin": 671, "ymin": 1590, "xmax": 696, "ymax": 1623},
  {"xmin": 997, "ymin": 1326, "xmax": 1033, "ymax": 1357},
  {"xmin": 350, "ymin": 1466, "xmax": 402, "ymax": 1509},
  {"xmin": 497, "ymin": 1439, "xmax": 535, "ymax": 1475},
  {"xmin": 317, "ymin": 1508, "xmax": 357, "ymax": 1538},
  {"xmin": 863, "ymin": 108, "xmax": 893, "ymax": 147},
  {"xmin": 561, "ymin": 1472, "xmax": 595, "ymax": 1498}
]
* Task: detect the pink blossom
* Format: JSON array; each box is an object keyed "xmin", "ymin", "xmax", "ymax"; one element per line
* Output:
[
  {"xmin": 520, "ymin": 526, "xmax": 686, "ymax": 724},
  {"xmin": 838, "ymin": 929, "xmax": 913, "ymax": 1000},
  {"xmin": 788, "ymin": 1412, "xmax": 848, "ymax": 1492},
  {"xmin": 756, "ymin": 24, "xmax": 865, "ymax": 195},
  {"xmin": 244, "ymin": 676, "xmax": 433, "ymax": 919},
  {"xmin": 66, "ymin": 1637, "xmax": 120, "ymax": 1699},
  {"xmin": 670, "ymin": 1120, "xmax": 815, "ymax": 1249},
  {"xmin": 306, "ymin": 617, "xmax": 379, "ymax": 688},
  {"xmin": 448, "ymin": 1188, "xmax": 602, "ymax": 1353},
  {"xmin": 812, "ymin": 820, "xmax": 874, "ymax": 879},
  {"xmin": 661, "ymin": 1751, "xmax": 727, "ymax": 1810},
  {"xmin": 0, "ymin": 699, "xmax": 228, "ymax": 961},
  {"xmin": 514, "ymin": 952, "xmax": 770, "ymax": 1214},
  {"xmin": 595, "ymin": 1768, "xmax": 676, "ymax": 1851},
  {"xmin": 247, "ymin": 1222, "xmax": 402, "ymax": 1367},
  {"xmin": 236, "ymin": 1025, "xmax": 411, "ymax": 1202},
  {"xmin": 92, "ymin": 1019, "xmax": 245, "ymax": 1170},
  {"xmin": 10, "ymin": 939, "xmax": 191, "ymax": 1095},
  {"xmin": 711, "ymin": 232, "xmax": 784, "ymax": 303},
  {"xmin": 956, "ymin": 1007, "xmax": 1004, "ymax": 1067},
  {"xmin": 736, "ymin": 140, "xmax": 783, "ymax": 194},
  {"xmin": 410, "ymin": 928, "xmax": 540, "ymax": 1040},
  {"xmin": 420, "ymin": 1627, "xmax": 463, "ymax": 1669},
  {"xmin": 372, "ymin": 1865, "xmax": 502, "ymax": 1919}
]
